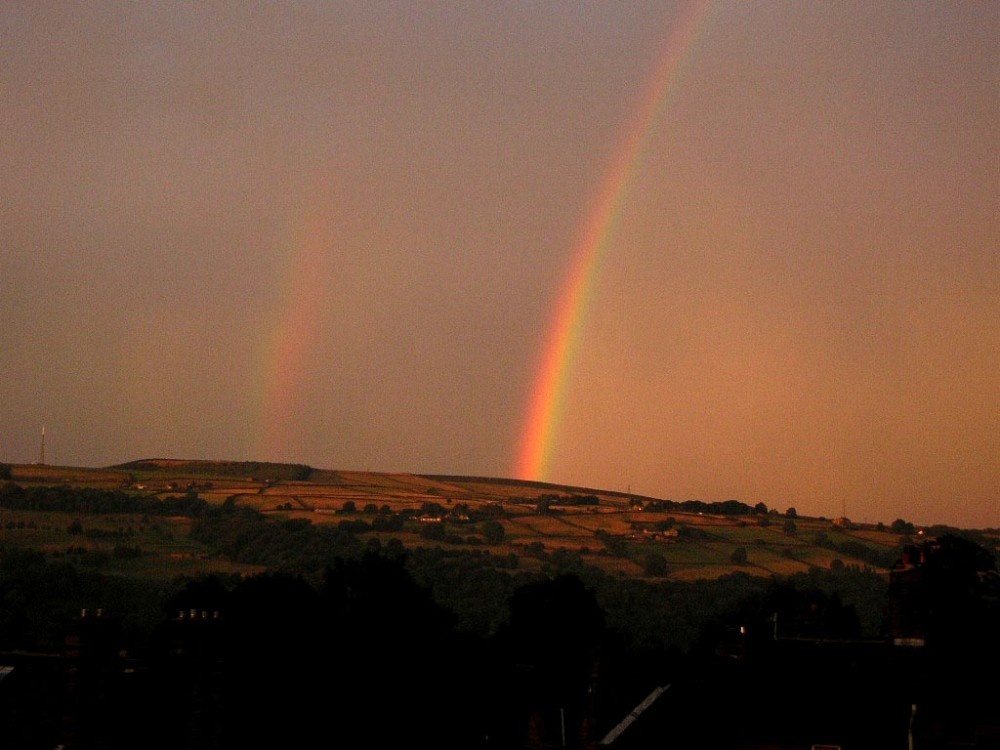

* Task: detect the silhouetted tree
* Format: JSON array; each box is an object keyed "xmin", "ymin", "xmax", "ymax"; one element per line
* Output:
[
  {"xmin": 642, "ymin": 552, "xmax": 669, "ymax": 576},
  {"xmin": 891, "ymin": 518, "xmax": 915, "ymax": 534},
  {"xmin": 482, "ymin": 519, "xmax": 505, "ymax": 544},
  {"xmin": 908, "ymin": 535, "xmax": 999, "ymax": 653},
  {"xmin": 497, "ymin": 573, "xmax": 607, "ymax": 748},
  {"xmin": 889, "ymin": 535, "xmax": 1000, "ymax": 741}
]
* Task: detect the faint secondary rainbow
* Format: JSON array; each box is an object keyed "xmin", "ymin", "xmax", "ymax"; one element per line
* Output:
[
  {"xmin": 515, "ymin": 1, "xmax": 716, "ymax": 482},
  {"xmin": 253, "ymin": 178, "xmax": 339, "ymax": 462}
]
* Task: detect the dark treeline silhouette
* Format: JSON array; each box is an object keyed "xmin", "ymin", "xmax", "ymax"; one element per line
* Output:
[{"xmin": 0, "ymin": 482, "xmax": 211, "ymax": 516}]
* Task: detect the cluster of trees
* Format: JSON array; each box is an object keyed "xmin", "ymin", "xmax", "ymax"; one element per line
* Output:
[
  {"xmin": 0, "ymin": 483, "xmax": 209, "ymax": 517},
  {"xmin": 526, "ymin": 493, "xmax": 601, "ymax": 511},
  {"xmin": 638, "ymin": 498, "xmax": 800, "ymax": 517}
]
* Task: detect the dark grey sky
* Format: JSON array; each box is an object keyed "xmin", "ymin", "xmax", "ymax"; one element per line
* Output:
[{"xmin": 2, "ymin": 1, "xmax": 997, "ymax": 528}]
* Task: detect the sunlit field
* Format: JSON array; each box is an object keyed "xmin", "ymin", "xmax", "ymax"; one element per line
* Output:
[{"xmin": 4, "ymin": 460, "xmax": 974, "ymax": 586}]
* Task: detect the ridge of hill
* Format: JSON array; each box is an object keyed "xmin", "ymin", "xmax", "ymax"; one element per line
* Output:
[
  {"xmin": 107, "ymin": 458, "xmax": 646, "ymax": 500},
  {"xmin": 3, "ymin": 458, "xmax": 996, "ymax": 585}
]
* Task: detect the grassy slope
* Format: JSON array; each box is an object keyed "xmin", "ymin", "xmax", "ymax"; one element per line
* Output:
[{"xmin": 6, "ymin": 458, "xmax": 982, "ymax": 585}]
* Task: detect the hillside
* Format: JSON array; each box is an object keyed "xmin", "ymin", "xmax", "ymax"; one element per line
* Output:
[{"xmin": 5, "ymin": 458, "xmax": 993, "ymax": 584}]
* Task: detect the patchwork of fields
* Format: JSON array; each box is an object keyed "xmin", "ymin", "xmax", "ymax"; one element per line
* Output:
[{"xmin": 0, "ymin": 459, "xmax": 922, "ymax": 583}]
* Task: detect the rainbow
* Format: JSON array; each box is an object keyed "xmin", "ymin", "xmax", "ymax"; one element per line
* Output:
[
  {"xmin": 514, "ymin": 1, "xmax": 716, "ymax": 481},
  {"xmin": 254, "ymin": 182, "xmax": 339, "ymax": 462}
]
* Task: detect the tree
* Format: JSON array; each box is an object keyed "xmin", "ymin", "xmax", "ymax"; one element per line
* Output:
[
  {"xmin": 890, "ymin": 518, "xmax": 915, "ymax": 534},
  {"xmin": 753, "ymin": 502, "xmax": 768, "ymax": 515},
  {"xmin": 500, "ymin": 573, "xmax": 606, "ymax": 705},
  {"xmin": 482, "ymin": 520, "xmax": 505, "ymax": 545},
  {"xmin": 782, "ymin": 519, "xmax": 797, "ymax": 535},
  {"xmin": 601, "ymin": 535, "xmax": 628, "ymax": 557},
  {"xmin": 419, "ymin": 521, "xmax": 446, "ymax": 541},
  {"xmin": 642, "ymin": 552, "xmax": 669, "ymax": 576},
  {"xmin": 731, "ymin": 547, "xmax": 748, "ymax": 565},
  {"xmin": 371, "ymin": 513, "xmax": 404, "ymax": 532},
  {"xmin": 419, "ymin": 501, "xmax": 444, "ymax": 518},
  {"xmin": 498, "ymin": 577, "xmax": 605, "ymax": 746},
  {"xmin": 903, "ymin": 534, "xmax": 999, "ymax": 651},
  {"xmin": 341, "ymin": 500, "xmax": 357, "ymax": 513},
  {"xmin": 785, "ymin": 507, "xmax": 797, "ymax": 518}
]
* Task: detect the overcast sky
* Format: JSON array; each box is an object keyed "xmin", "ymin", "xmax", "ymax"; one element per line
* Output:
[{"xmin": 2, "ymin": 1, "xmax": 997, "ymax": 529}]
